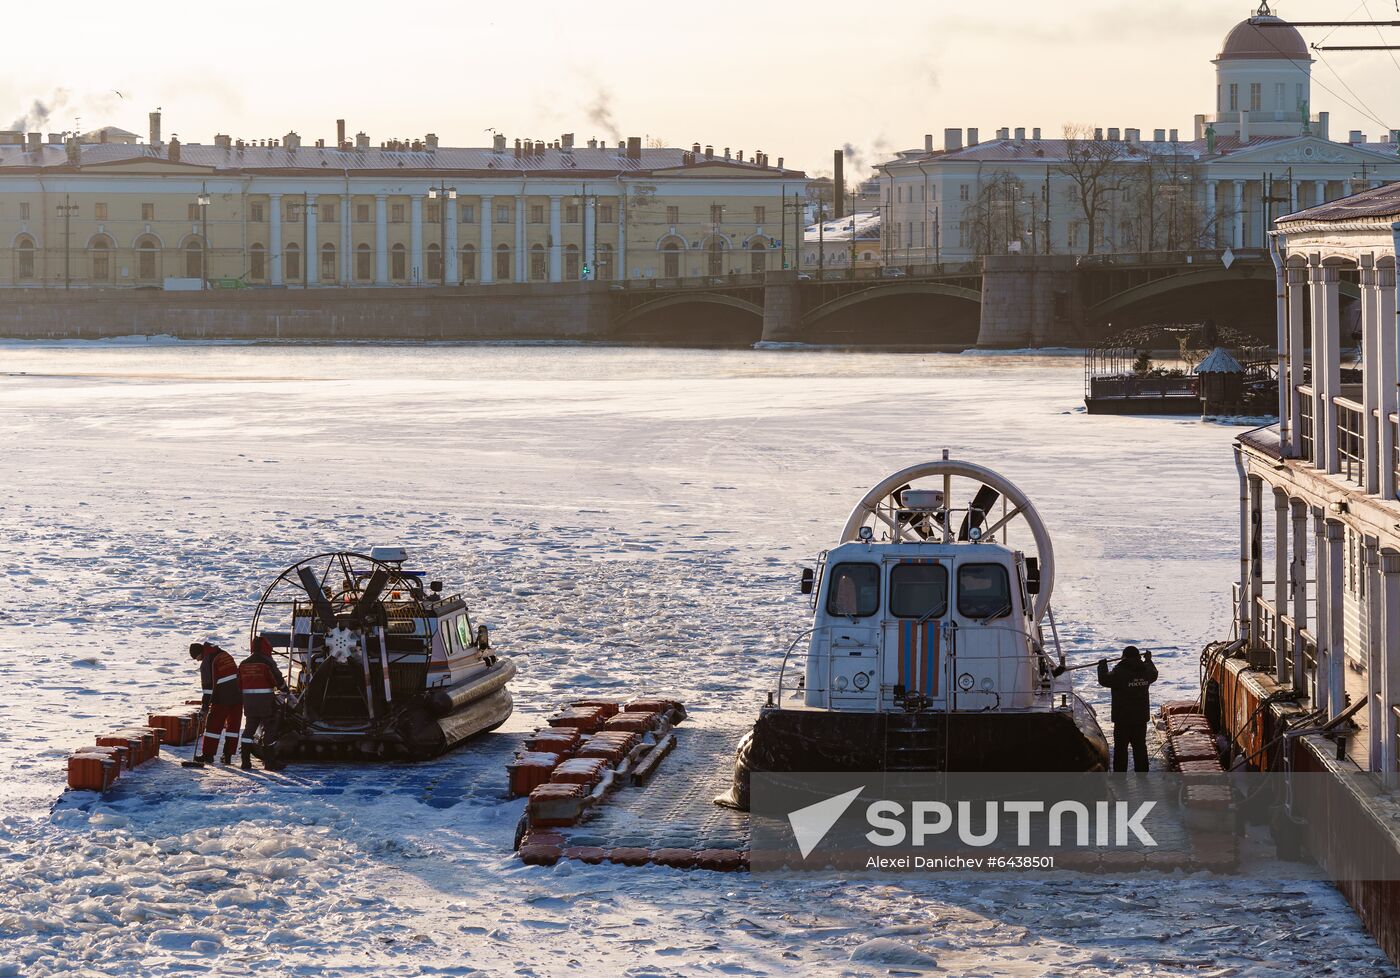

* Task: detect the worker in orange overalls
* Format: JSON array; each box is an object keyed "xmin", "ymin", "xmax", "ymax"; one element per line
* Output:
[
  {"xmin": 185, "ymin": 642, "xmax": 242, "ymax": 767},
  {"xmin": 238, "ymin": 635, "xmax": 289, "ymax": 770}
]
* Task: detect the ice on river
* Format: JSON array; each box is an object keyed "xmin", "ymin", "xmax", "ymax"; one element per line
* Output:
[{"xmin": 0, "ymin": 341, "xmax": 1391, "ymax": 976}]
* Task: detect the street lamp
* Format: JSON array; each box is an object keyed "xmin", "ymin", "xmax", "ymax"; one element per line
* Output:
[
  {"xmin": 427, "ymin": 182, "xmax": 457, "ymax": 286},
  {"xmin": 197, "ymin": 184, "xmax": 211, "ymax": 290},
  {"xmin": 55, "ymin": 195, "xmax": 78, "ymax": 290}
]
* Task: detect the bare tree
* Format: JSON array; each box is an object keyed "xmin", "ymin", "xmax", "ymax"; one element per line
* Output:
[
  {"xmin": 965, "ymin": 171, "xmax": 1030, "ymax": 258},
  {"xmin": 1056, "ymin": 124, "xmax": 1135, "ymax": 255}
]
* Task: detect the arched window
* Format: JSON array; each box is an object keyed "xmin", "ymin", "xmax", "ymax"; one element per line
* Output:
[
  {"xmin": 15, "ymin": 234, "xmax": 35, "ymax": 281},
  {"xmin": 184, "ymin": 239, "xmax": 205, "ymax": 280},
  {"xmin": 88, "ymin": 236, "xmax": 113, "ymax": 282},
  {"xmin": 529, "ymin": 243, "xmax": 546, "ymax": 281},
  {"xmin": 661, "ymin": 241, "xmax": 680, "ymax": 279},
  {"xmin": 391, "ymin": 243, "xmax": 406, "ymax": 281},
  {"xmin": 707, "ymin": 238, "xmax": 724, "ymax": 277},
  {"xmin": 565, "ymin": 244, "xmax": 580, "ymax": 281},
  {"xmin": 135, "ymin": 235, "xmax": 160, "ymax": 280},
  {"xmin": 495, "ymin": 244, "xmax": 511, "ymax": 282},
  {"xmin": 597, "ymin": 243, "xmax": 613, "ymax": 281},
  {"xmin": 286, "ymin": 242, "xmax": 301, "ymax": 281},
  {"xmin": 750, "ymin": 240, "xmax": 767, "ymax": 274},
  {"xmin": 356, "ymin": 244, "xmax": 371, "ymax": 282},
  {"xmin": 320, "ymin": 243, "xmax": 336, "ymax": 283},
  {"xmin": 250, "ymin": 243, "xmax": 266, "ymax": 281},
  {"xmin": 461, "ymin": 244, "xmax": 477, "ymax": 282},
  {"xmin": 426, "ymin": 243, "xmax": 442, "ymax": 282}
]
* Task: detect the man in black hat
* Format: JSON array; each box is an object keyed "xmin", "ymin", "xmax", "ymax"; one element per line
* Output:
[{"xmin": 1097, "ymin": 645, "xmax": 1158, "ymax": 772}]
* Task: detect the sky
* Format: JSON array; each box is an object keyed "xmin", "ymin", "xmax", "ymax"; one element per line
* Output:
[{"xmin": 5, "ymin": 0, "xmax": 1400, "ymax": 179}]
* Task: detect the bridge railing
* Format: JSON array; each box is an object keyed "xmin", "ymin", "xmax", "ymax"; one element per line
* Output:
[
  {"xmin": 611, "ymin": 272, "xmax": 767, "ymax": 291},
  {"xmin": 800, "ymin": 261, "xmax": 982, "ymax": 282},
  {"xmin": 1076, "ymin": 248, "xmax": 1268, "ymax": 268}
]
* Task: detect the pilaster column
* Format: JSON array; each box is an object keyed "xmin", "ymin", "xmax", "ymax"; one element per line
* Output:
[
  {"xmin": 1325, "ymin": 518, "xmax": 1346, "ymax": 722},
  {"xmin": 1380, "ymin": 264, "xmax": 1398, "ymax": 499},
  {"xmin": 1290, "ymin": 499, "xmax": 1309, "ymax": 693},
  {"xmin": 1313, "ymin": 506, "xmax": 1329, "ymax": 712},
  {"xmin": 479, "ymin": 195, "xmax": 495, "ymax": 283},
  {"xmin": 515, "ymin": 196, "xmax": 526, "ymax": 282},
  {"xmin": 374, "ymin": 194, "xmax": 388, "ymax": 285},
  {"xmin": 1309, "ymin": 257, "xmax": 1342, "ymax": 472},
  {"xmin": 340, "ymin": 194, "xmax": 352, "ymax": 284},
  {"xmin": 1364, "ymin": 538, "xmax": 1383, "ymax": 769},
  {"xmin": 304, "ymin": 193, "xmax": 317, "ymax": 285},
  {"xmin": 1232, "ymin": 180, "xmax": 1245, "ymax": 250},
  {"xmin": 1344, "ymin": 179, "xmax": 1354, "ymax": 197},
  {"xmin": 410, "ymin": 194, "xmax": 424, "ymax": 284},
  {"xmin": 1288, "ymin": 179, "xmax": 1297, "ymax": 214},
  {"xmin": 1361, "ymin": 257, "xmax": 1382, "ymax": 492},
  {"xmin": 1273, "ymin": 489, "xmax": 1290, "ymax": 680},
  {"xmin": 548, "ymin": 195, "xmax": 562, "ymax": 282},
  {"xmin": 1204, "ymin": 181, "xmax": 1217, "ymax": 248},
  {"xmin": 617, "ymin": 197, "xmax": 627, "ymax": 279},
  {"xmin": 269, "ymin": 192, "xmax": 283, "ymax": 286},
  {"xmin": 1380, "ymin": 548, "xmax": 1400, "ymax": 775},
  {"xmin": 445, "ymin": 195, "xmax": 459, "ymax": 285},
  {"xmin": 1248, "ymin": 475, "xmax": 1265, "ymax": 649},
  {"xmin": 583, "ymin": 196, "xmax": 596, "ymax": 280},
  {"xmin": 1314, "ymin": 180, "xmax": 1326, "ymax": 207},
  {"xmin": 1286, "ymin": 264, "xmax": 1309, "ymax": 458}
]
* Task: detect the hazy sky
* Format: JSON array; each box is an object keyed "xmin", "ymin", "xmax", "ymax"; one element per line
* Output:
[{"xmin": 6, "ymin": 1, "xmax": 1400, "ymax": 178}]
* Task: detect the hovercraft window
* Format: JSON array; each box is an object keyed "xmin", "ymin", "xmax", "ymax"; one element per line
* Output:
[
  {"xmin": 890, "ymin": 562, "xmax": 948, "ymax": 619},
  {"xmin": 957, "ymin": 563, "xmax": 1012, "ymax": 619},
  {"xmin": 826, "ymin": 563, "xmax": 880, "ymax": 618}
]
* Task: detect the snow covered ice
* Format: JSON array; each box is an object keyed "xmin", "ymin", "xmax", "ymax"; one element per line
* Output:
[{"xmin": 0, "ymin": 341, "xmax": 1393, "ymax": 976}]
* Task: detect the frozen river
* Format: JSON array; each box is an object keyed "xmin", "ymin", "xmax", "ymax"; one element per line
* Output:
[{"xmin": 0, "ymin": 341, "xmax": 1391, "ymax": 976}]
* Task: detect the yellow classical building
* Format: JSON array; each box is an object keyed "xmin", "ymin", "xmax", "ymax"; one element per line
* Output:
[{"xmin": 0, "ymin": 117, "xmax": 806, "ymax": 288}]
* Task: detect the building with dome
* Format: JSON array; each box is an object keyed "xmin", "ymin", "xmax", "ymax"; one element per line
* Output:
[{"xmin": 878, "ymin": 4, "xmax": 1400, "ymax": 263}]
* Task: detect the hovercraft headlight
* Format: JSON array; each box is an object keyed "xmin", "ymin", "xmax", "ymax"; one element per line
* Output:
[{"xmin": 853, "ymin": 672, "xmax": 870, "ymax": 691}]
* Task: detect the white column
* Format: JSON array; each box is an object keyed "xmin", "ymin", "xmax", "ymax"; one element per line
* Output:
[
  {"xmin": 1204, "ymin": 181, "xmax": 1217, "ymax": 248},
  {"xmin": 1365, "ymin": 538, "xmax": 1383, "ymax": 769},
  {"xmin": 1344, "ymin": 179, "xmax": 1354, "ymax": 198},
  {"xmin": 1313, "ymin": 507, "xmax": 1329, "ymax": 712},
  {"xmin": 1380, "ymin": 264, "xmax": 1398, "ymax": 499},
  {"xmin": 583, "ymin": 196, "xmax": 596, "ymax": 280},
  {"xmin": 1288, "ymin": 179, "xmax": 1297, "ymax": 215},
  {"xmin": 410, "ymin": 194, "xmax": 424, "ymax": 284},
  {"xmin": 1287, "ymin": 265, "xmax": 1308, "ymax": 458},
  {"xmin": 1326, "ymin": 519, "xmax": 1346, "ymax": 723},
  {"xmin": 445, "ymin": 195, "xmax": 459, "ymax": 286},
  {"xmin": 340, "ymin": 194, "xmax": 352, "ymax": 284},
  {"xmin": 374, "ymin": 194, "xmax": 388, "ymax": 285},
  {"xmin": 1310, "ymin": 258, "xmax": 1342, "ymax": 472},
  {"xmin": 1290, "ymin": 499, "xmax": 1309, "ymax": 693},
  {"xmin": 304, "ymin": 193, "xmax": 317, "ymax": 286},
  {"xmin": 1361, "ymin": 257, "xmax": 1382, "ymax": 493},
  {"xmin": 1232, "ymin": 180, "xmax": 1245, "ymax": 250},
  {"xmin": 1274, "ymin": 489, "xmax": 1290, "ymax": 681},
  {"xmin": 1380, "ymin": 548, "xmax": 1400, "ymax": 775},
  {"xmin": 548, "ymin": 195, "xmax": 562, "ymax": 282},
  {"xmin": 617, "ymin": 195, "xmax": 627, "ymax": 279},
  {"xmin": 480, "ymin": 195, "xmax": 494, "ymax": 284},
  {"xmin": 515, "ymin": 196, "xmax": 526, "ymax": 282},
  {"xmin": 1314, "ymin": 180, "xmax": 1327, "ymax": 207},
  {"xmin": 269, "ymin": 193, "xmax": 283, "ymax": 286},
  {"xmin": 1248, "ymin": 475, "xmax": 1265, "ymax": 648}
]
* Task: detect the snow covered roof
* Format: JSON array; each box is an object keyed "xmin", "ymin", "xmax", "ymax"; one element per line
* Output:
[
  {"xmin": 1279, "ymin": 180, "xmax": 1400, "ymax": 224},
  {"xmin": 805, "ymin": 211, "xmax": 881, "ymax": 242},
  {"xmin": 1195, "ymin": 347, "xmax": 1245, "ymax": 374}
]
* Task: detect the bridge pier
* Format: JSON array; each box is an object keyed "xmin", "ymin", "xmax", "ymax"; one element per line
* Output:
[
  {"xmin": 760, "ymin": 269, "xmax": 803, "ymax": 344},
  {"xmin": 977, "ymin": 255, "xmax": 1080, "ymax": 348}
]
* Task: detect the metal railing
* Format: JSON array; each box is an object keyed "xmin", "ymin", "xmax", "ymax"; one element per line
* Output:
[
  {"xmin": 1088, "ymin": 375, "xmax": 1198, "ymax": 400},
  {"xmin": 1298, "ymin": 385, "xmax": 1314, "ymax": 461},
  {"xmin": 1335, "ymin": 397, "xmax": 1365, "ymax": 484},
  {"xmin": 1246, "ymin": 590, "xmax": 1317, "ymax": 695}
]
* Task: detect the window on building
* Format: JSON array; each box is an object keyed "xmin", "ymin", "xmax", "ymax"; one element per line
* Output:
[
  {"xmin": 286, "ymin": 202, "xmax": 301, "ymax": 223},
  {"xmin": 666, "ymin": 205, "xmax": 680, "ymax": 225},
  {"xmin": 460, "ymin": 244, "xmax": 477, "ymax": 281},
  {"xmin": 184, "ymin": 240, "xmax": 204, "ymax": 279},
  {"xmin": 141, "ymin": 203, "xmax": 155, "ymax": 221},
  {"xmin": 1249, "ymin": 83, "xmax": 1262, "ymax": 111},
  {"xmin": 597, "ymin": 243, "xmax": 613, "ymax": 280},
  {"xmin": 1296, "ymin": 83, "xmax": 1304, "ymax": 108},
  {"xmin": 16, "ymin": 235, "xmax": 35, "ymax": 280},
  {"xmin": 391, "ymin": 204, "xmax": 405, "ymax": 223},
  {"xmin": 1275, "ymin": 82, "xmax": 1286, "ymax": 110},
  {"xmin": 136, "ymin": 235, "xmax": 159, "ymax": 279},
  {"xmin": 461, "ymin": 204, "xmax": 476, "ymax": 223},
  {"xmin": 188, "ymin": 203, "xmax": 200, "ymax": 222},
  {"xmin": 496, "ymin": 204, "xmax": 511, "ymax": 223},
  {"xmin": 707, "ymin": 239, "xmax": 723, "ymax": 276},
  {"xmin": 90, "ymin": 238, "xmax": 111, "ymax": 281},
  {"xmin": 959, "ymin": 185, "xmax": 969, "ymax": 201},
  {"xmin": 356, "ymin": 203, "xmax": 370, "ymax": 223},
  {"xmin": 754, "ymin": 206, "xmax": 766, "ymax": 224},
  {"xmin": 391, "ymin": 243, "xmax": 406, "ymax": 280},
  {"xmin": 495, "ymin": 244, "xmax": 511, "ymax": 280},
  {"xmin": 1228, "ymin": 83, "xmax": 1239, "ymax": 111},
  {"xmin": 356, "ymin": 243, "xmax": 371, "ymax": 281},
  {"xmin": 95, "ymin": 202, "xmax": 108, "ymax": 222},
  {"xmin": 286, "ymin": 242, "xmax": 301, "ymax": 281},
  {"xmin": 530, "ymin": 205, "xmax": 544, "ymax": 224},
  {"xmin": 565, "ymin": 243, "xmax": 580, "ymax": 280},
  {"xmin": 662, "ymin": 241, "xmax": 680, "ymax": 278},
  {"xmin": 426, "ymin": 202, "xmax": 440, "ymax": 223},
  {"xmin": 320, "ymin": 243, "xmax": 336, "ymax": 282},
  {"xmin": 251, "ymin": 202, "xmax": 265, "ymax": 223},
  {"xmin": 19, "ymin": 202, "xmax": 31, "ymax": 221},
  {"xmin": 530, "ymin": 243, "xmax": 546, "ymax": 279},
  {"xmin": 322, "ymin": 202, "xmax": 336, "ymax": 223},
  {"xmin": 750, "ymin": 241, "xmax": 766, "ymax": 274},
  {"xmin": 426, "ymin": 243, "xmax": 442, "ymax": 281},
  {"xmin": 710, "ymin": 204, "xmax": 724, "ymax": 224},
  {"xmin": 565, "ymin": 204, "xmax": 580, "ymax": 224},
  {"xmin": 599, "ymin": 204, "xmax": 614, "ymax": 223},
  {"xmin": 957, "ymin": 220, "xmax": 970, "ymax": 248},
  {"xmin": 250, "ymin": 243, "xmax": 266, "ymax": 280},
  {"xmin": 1067, "ymin": 222, "xmax": 1080, "ymax": 249},
  {"xmin": 1217, "ymin": 84, "xmax": 1223, "ymax": 112}
]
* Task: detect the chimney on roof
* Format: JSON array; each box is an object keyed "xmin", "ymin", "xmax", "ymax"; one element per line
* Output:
[
  {"xmin": 355, "ymin": 131, "xmax": 369, "ymax": 150},
  {"xmin": 336, "ymin": 119, "xmax": 346, "ymax": 149},
  {"xmin": 26, "ymin": 131, "xmax": 41, "ymax": 154},
  {"xmin": 1015, "ymin": 127, "xmax": 1026, "ymax": 142},
  {"xmin": 1169, "ymin": 128, "xmax": 1179, "ymax": 142},
  {"xmin": 996, "ymin": 127, "xmax": 1010, "ymax": 140},
  {"xmin": 514, "ymin": 138, "xmax": 522, "ymax": 158},
  {"xmin": 1350, "ymin": 129, "xmax": 1363, "ymax": 144},
  {"xmin": 967, "ymin": 128, "xmax": 979, "ymax": 146},
  {"xmin": 534, "ymin": 139, "xmax": 545, "ymax": 155},
  {"xmin": 723, "ymin": 146, "xmax": 730, "ymax": 159},
  {"xmin": 692, "ymin": 141, "xmax": 701, "ymax": 154},
  {"xmin": 65, "ymin": 136, "xmax": 80, "ymax": 166},
  {"xmin": 1154, "ymin": 128, "xmax": 1166, "ymax": 142},
  {"xmin": 587, "ymin": 138, "xmax": 598, "ymax": 149},
  {"xmin": 626, "ymin": 135, "xmax": 641, "ymax": 160},
  {"xmin": 924, "ymin": 133, "xmax": 934, "ymax": 152},
  {"xmin": 412, "ymin": 138, "xmax": 423, "ymax": 151},
  {"xmin": 1125, "ymin": 128, "xmax": 1139, "ymax": 144},
  {"xmin": 1107, "ymin": 127, "xmax": 1120, "ymax": 141},
  {"xmin": 149, "ymin": 110, "xmax": 161, "ymax": 147},
  {"xmin": 562, "ymin": 133, "xmax": 574, "ymax": 151},
  {"xmin": 1032, "ymin": 127, "xmax": 1041, "ymax": 140},
  {"xmin": 215, "ymin": 133, "xmax": 231, "ymax": 149},
  {"xmin": 1318, "ymin": 111, "xmax": 1330, "ymax": 140},
  {"xmin": 777, "ymin": 157, "xmax": 783, "ymax": 169},
  {"xmin": 426, "ymin": 132, "xmax": 438, "ymax": 151},
  {"xmin": 284, "ymin": 131, "xmax": 301, "ymax": 151},
  {"xmin": 704, "ymin": 144, "xmax": 712, "ymax": 158},
  {"xmin": 168, "ymin": 136, "xmax": 181, "ymax": 162},
  {"xmin": 493, "ymin": 133, "xmax": 506, "ymax": 153},
  {"xmin": 1093, "ymin": 127, "xmax": 1104, "ymax": 140},
  {"xmin": 315, "ymin": 138, "xmax": 324, "ymax": 148},
  {"xmin": 98, "ymin": 128, "xmax": 108, "ymax": 144},
  {"xmin": 834, "ymin": 149, "xmax": 845, "ymax": 218},
  {"xmin": 944, "ymin": 128, "xmax": 962, "ymax": 151}
]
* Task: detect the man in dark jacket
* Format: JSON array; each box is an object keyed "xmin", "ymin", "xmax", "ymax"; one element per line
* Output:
[
  {"xmin": 186, "ymin": 642, "xmax": 243, "ymax": 767},
  {"xmin": 1097, "ymin": 645, "xmax": 1158, "ymax": 772},
  {"xmin": 237, "ymin": 635, "xmax": 289, "ymax": 770}
]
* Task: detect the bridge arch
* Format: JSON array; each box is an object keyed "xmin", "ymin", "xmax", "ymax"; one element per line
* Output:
[
  {"xmin": 612, "ymin": 291, "xmax": 764, "ymax": 346},
  {"xmin": 799, "ymin": 280, "xmax": 983, "ymax": 347},
  {"xmin": 1087, "ymin": 267, "xmax": 1269, "ymax": 324},
  {"xmin": 802, "ymin": 281, "xmax": 982, "ymax": 327}
]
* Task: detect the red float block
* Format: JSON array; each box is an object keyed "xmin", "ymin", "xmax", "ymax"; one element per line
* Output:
[
  {"xmin": 95, "ymin": 736, "xmax": 137, "ymax": 771},
  {"xmin": 1176, "ymin": 759, "xmax": 1224, "ymax": 773},
  {"xmin": 522, "ymin": 831, "xmax": 566, "ymax": 848},
  {"xmin": 519, "ymin": 843, "xmax": 562, "ymax": 866},
  {"xmin": 548, "ymin": 706, "xmax": 608, "ymax": 734},
  {"xmin": 507, "ymin": 752, "xmax": 562, "ymax": 798},
  {"xmin": 67, "ymin": 751, "xmax": 118, "ymax": 792},
  {"xmin": 568, "ymin": 700, "xmax": 621, "ymax": 720},
  {"xmin": 526, "ymin": 727, "xmax": 581, "ymax": 755},
  {"xmin": 695, "ymin": 848, "xmax": 744, "ymax": 872},
  {"xmin": 563, "ymin": 846, "xmax": 608, "ymax": 864},
  {"xmin": 527, "ymin": 782, "xmax": 587, "ymax": 827},
  {"xmin": 1160, "ymin": 700, "xmax": 1201, "ymax": 717},
  {"xmin": 608, "ymin": 847, "xmax": 652, "ymax": 866},
  {"xmin": 1168, "ymin": 734, "xmax": 1218, "ymax": 764},
  {"xmin": 625, "ymin": 698, "xmax": 685, "ymax": 720},
  {"xmin": 602, "ymin": 712, "xmax": 661, "ymax": 734},
  {"xmin": 651, "ymin": 848, "xmax": 698, "ymax": 869},
  {"xmin": 550, "ymin": 757, "xmax": 609, "ymax": 788}
]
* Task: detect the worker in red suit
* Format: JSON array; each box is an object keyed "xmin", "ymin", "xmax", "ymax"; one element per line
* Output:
[
  {"xmin": 186, "ymin": 642, "xmax": 242, "ymax": 767},
  {"xmin": 238, "ymin": 635, "xmax": 289, "ymax": 771}
]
